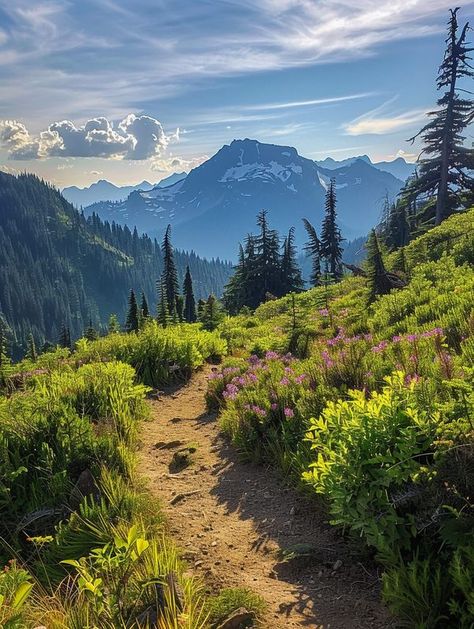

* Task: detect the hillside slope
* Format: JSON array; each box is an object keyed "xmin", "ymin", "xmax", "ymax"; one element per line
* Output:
[{"xmin": 0, "ymin": 172, "xmax": 232, "ymax": 354}]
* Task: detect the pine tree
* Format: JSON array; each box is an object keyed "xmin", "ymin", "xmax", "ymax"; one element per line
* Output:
[
  {"xmin": 405, "ymin": 8, "xmax": 474, "ymax": 226},
  {"xmin": 197, "ymin": 298, "xmax": 206, "ymax": 321},
  {"xmin": 85, "ymin": 318, "xmax": 98, "ymax": 341},
  {"xmin": 183, "ymin": 266, "xmax": 197, "ymax": 323},
  {"xmin": 392, "ymin": 247, "xmax": 408, "ymax": 276},
  {"xmin": 281, "ymin": 227, "xmax": 304, "ymax": 293},
  {"xmin": 384, "ymin": 201, "xmax": 411, "ymax": 250},
  {"xmin": 253, "ymin": 210, "xmax": 281, "ymax": 304},
  {"xmin": 125, "ymin": 289, "xmax": 139, "ymax": 333},
  {"xmin": 176, "ymin": 295, "xmax": 184, "ymax": 322},
  {"xmin": 0, "ymin": 316, "xmax": 9, "ymax": 367},
  {"xmin": 27, "ymin": 332, "xmax": 37, "ymax": 361},
  {"xmin": 302, "ymin": 218, "xmax": 322, "ymax": 286},
  {"xmin": 140, "ymin": 293, "xmax": 150, "ymax": 319},
  {"xmin": 366, "ymin": 230, "xmax": 393, "ymax": 303},
  {"xmin": 201, "ymin": 295, "xmax": 222, "ymax": 331},
  {"xmin": 320, "ymin": 180, "xmax": 344, "ymax": 280},
  {"xmin": 59, "ymin": 324, "xmax": 71, "ymax": 349},
  {"xmin": 108, "ymin": 314, "xmax": 120, "ymax": 334},
  {"xmin": 161, "ymin": 224, "xmax": 179, "ymax": 317},
  {"xmin": 157, "ymin": 279, "xmax": 171, "ymax": 327}
]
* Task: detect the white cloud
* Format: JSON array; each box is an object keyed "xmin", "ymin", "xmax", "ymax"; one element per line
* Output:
[
  {"xmin": 0, "ymin": 115, "xmax": 177, "ymax": 160},
  {"xmin": 0, "ymin": 0, "xmax": 468, "ymax": 124},
  {"xmin": 150, "ymin": 155, "xmax": 208, "ymax": 173},
  {"xmin": 344, "ymin": 109, "xmax": 427, "ymax": 135},
  {"xmin": 244, "ymin": 92, "xmax": 377, "ymax": 111}
]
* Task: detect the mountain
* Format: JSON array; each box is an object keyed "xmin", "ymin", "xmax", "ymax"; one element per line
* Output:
[
  {"xmin": 0, "ymin": 172, "xmax": 232, "ymax": 355},
  {"xmin": 316, "ymin": 154, "xmax": 416, "ymax": 181},
  {"xmin": 86, "ymin": 139, "xmax": 404, "ymax": 259},
  {"xmin": 62, "ymin": 172, "xmax": 186, "ymax": 207}
]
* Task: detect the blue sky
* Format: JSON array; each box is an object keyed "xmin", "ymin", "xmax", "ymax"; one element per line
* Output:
[{"xmin": 0, "ymin": 0, "xmax": 473, "ymax": 187}]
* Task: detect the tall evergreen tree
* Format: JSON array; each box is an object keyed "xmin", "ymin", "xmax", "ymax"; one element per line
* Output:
[
  {"xmin": 27, "ymin": 332, "xmax": 37, "ymax": 361},
  {"xmin": 157, "ymin": 279, "xmax": 171, "ymax": 328},
  {"xmin": 201, "ymin": 295, "xmax": 222, "ymax": 331},
  {"xmin": 253, "ymin": 210, "xmax": 281, "ymax": 303},
  {"xmin": 183, "ymin": 266, "xmax": 197, "ymax": 323},
  {"xmin": 281, "ymin": 227, "xmax": 304, "ymax": 294},
  {"xmin": 302, "ymin": 218, "xmax": 322, "ymax": 286},
  {"xmin": 161, "ymin": 224, "xmax": 179, "ymax": 316},
  {"xmin": 384, "ymin": 201, "xmax": 411, "ymax": 250},
  {"xmin": 85, "ymin": 318, "xmax": 99, "ymax": 341},
  {"xmin": 0, "ymin": 316, "xmax": 9, "ymax": 367},
  {"xmin": 320, "ymin": 180, "xmax": 344, "ymax": 280},
  {"xmin": 366, "ymin": 230, "xmax": 393, "ymax": 303},
  {"xmin": 140, "ymin": 293, "xmax": 150, "ymax": 319},
  {"xmin": 125, "ymin": 289, "xmax": 139, "ymax": 333},
  {"xmin": 108, "ymin": 314, "xmax": 120, "ymax": 334},
  {"xmin": 59, "ymin": 324, "xmax": 71, "ymax": 349},
  {"xmin": 405, "ymin": 8, "xmax": 474, "ymax": 226}
]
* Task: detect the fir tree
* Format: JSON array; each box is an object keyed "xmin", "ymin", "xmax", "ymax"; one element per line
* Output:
[
  {"xmin": 197, "ymin": 298, "xmax": 206, "ymax": 321},
  {"xmin": 254, "ymin": 210, "xmax": 281, "ymax": 302},
  {"xmin": 108, "ymin": 314, "xmax": 120, "ymax": 334},
  {"xmin": 0, "ymin": 316, "xmax": 8, "ymax": 367},
  {"xmin": 201, "ymin": 295, "xmax": 222, "ymax": 331},
  {"xmin": 320, "ymin": 180, "xmax": 344, "ymax": 280},
  {"xmin": 161, "ymin": 224, "xmax": 179, "ymax": 316},
  {"xmin": 384, "ymin": 201, "xmax": 411, "ymax": 250},
  {"xmin": 405, "ymin": 8, "xmax": 474, "ymax": 226},
  {"xmin": 183, "ymin": 266, "xmax": 197, "ymax": 323},
  {"xmin": 366, "ymin": 230, "xmax": 393, "ymax": 303},
  {"xmin": 59, "ymin": 324, "xmax": 71, "ymax": 349},
  {"xmin": 85, "ymin": 318, "xmax": 99, "ymax": 341},
  {"xmin": 302, "ymin": 218, "xmax": 322, "ymax": 286},
  {"xmin": 157, "ymin": 279, "xmax": 171, "ymax": 328},
  {"xmin": 176, "ymin": 295, "xmax": 184, "ymax": 322},
  {"xmin": 125, "ymin": 289, "xmax": 139, "ymax": 333},
  {"xmin": 140, "ymin": 293, "xmax": 150, "ymax": 319},
  {"xmin": 281, "ymin": 227, "xmax": 304, "ymax": 293},
  {"xmin": 27, "ymin": 332, "xmax": 37, "ymax": 361}
]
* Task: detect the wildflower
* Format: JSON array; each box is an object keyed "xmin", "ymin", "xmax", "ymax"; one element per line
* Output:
[
  {"xmin": 371, "ymin": 341, "xmax": 388, "ymax": 353},
  {"xmin": 318, "ymin": 308, "xmax": 329, "ymax": 317},
  {"xmin": 284, "ymin": 407, "xmax": 294, "ymax": 418},
  {"xmin": 222, "ymin": 383, "xmax": 239, "ymax": 400},
  {"xmin": 284, "ymin": 366, "xmax": 293, "ymax": 374},
  {"xmin": 265, "ymin": 350, "xmax": 279, "ymax": 360},
  {"xmin": 392, "ymin": 335, "xmax": 403, "ymax": 343},
  {"xmin": 405, "ymin": 373, "xmax": 421, "ymax": 386},
  {"xmin": 249, "ymin": 354, "xmax": 260, "ymax": 365},
  {"xmin": 406, "ymin": 334, "xmax": 418, "ymax": 342},
  {"xmin": 271, "ymin": 403, "xmax": 278, "ymax": 411},
  {"xmin": 252, "ymin": 405, "xmax": 266, "ymax": 417},
  {"xmin": 280, "ymin": 377, "xmax": 290, "ymax": 385},
  {"xmin": 294, "ymin": 374, "xmax": 307, "ymax": 384},
  {"xmin": 248, "ymin": 373, "xmax": 258, "ymax": 382}
]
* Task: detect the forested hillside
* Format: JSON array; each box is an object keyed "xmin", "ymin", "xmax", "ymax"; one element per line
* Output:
[{"xmin": 0, "ymin": 172, "xmax": 232, "ymax": 355}]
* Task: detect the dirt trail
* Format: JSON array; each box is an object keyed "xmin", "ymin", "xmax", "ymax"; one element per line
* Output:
[{"xmin": 138, "ymin": 366, "xmax": 393, "ymax": 628}]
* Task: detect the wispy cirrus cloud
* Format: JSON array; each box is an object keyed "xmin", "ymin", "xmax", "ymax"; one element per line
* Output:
[
  {"xmin": 0, "ymin": 0, "xmax": 470, "ymax": 124},
  {"xmin": 343, "ymin": 109, "xmax": 427, "ymax": 135}
]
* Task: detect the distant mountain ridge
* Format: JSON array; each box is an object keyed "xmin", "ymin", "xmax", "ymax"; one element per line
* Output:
[
  {"xmin": 85, "ymin": 139, "xmax": 405, "ymax": 259},
  {"xmin": 315, "ymin": 155, "xmax": 416, "ymax": 181},
  {"xmin": 62, "ymin": 172, "xmax": 186, "ymax": 207}
]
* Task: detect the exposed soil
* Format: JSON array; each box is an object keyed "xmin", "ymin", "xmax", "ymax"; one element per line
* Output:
[{"xmin": 138, "ymin": 366, "xmax": 394, "ymax": 628}]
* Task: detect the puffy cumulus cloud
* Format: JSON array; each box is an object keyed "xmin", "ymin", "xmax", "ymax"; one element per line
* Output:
[
  {"xmin": 150, "ymin": 154, "xmax": 208, "ymax": 173},
  {"xmin": 0, "ymin": 115, "xmax": 177, "ymax": 160}
]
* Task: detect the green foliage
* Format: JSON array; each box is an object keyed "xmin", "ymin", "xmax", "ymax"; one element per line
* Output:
[
  {"xmin": 0, "ymin": 172, "xmax": 232, "ymax": 357},
  {"xmin": 207, "ymin": 587, "xmax": 266, "ymax": 626},
  {"xmin": 304, "ymin": 373, "xmax": 439, "ymax": 552},
  {"xmin": 0, "ymin": 562, "xmax": 34, "ymax": 629}
]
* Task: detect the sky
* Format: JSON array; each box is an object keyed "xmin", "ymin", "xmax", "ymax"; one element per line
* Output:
[{"xmin": 0, "ymin": 0, "xmax": 473, "ymax": 188}]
